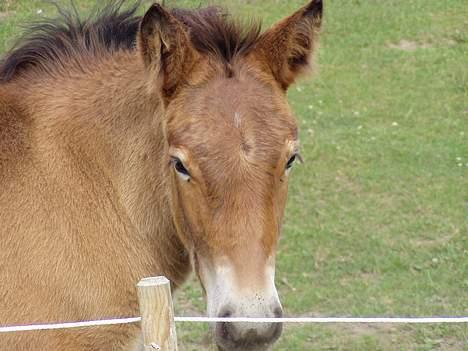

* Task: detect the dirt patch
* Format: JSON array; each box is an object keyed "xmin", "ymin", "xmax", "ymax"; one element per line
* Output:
[
  {"xmin": 410, "ymin": 232, "xmax": 456, "ymax": 249},
  {"xmin": 388, "ymin": 38, "xmax": 457, "ymax": 51},
  {"xmin": 340, "ymin": 322, "xmax": 398, "ymax": 338},
  {"xmin": 388, "ymin": 39, "xmax": 432, "ymax": 51}
]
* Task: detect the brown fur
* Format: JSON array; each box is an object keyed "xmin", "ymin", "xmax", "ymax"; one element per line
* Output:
[{"xmin": 0, "ymin": 1, "xmax": 322, "ymax": 350}]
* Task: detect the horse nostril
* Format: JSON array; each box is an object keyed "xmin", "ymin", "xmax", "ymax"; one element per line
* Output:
[
  {"xmin": 217, "ymin": 307, "xmax": 236, "ymax": 343},
  {"xmin": 215, "ymin": 305, "xmax": 283, "ymax": 349},
  {"xmin": 274, "ymin": 306, "xmax": 283, "ymax": 318},
  {"xmin": 219, "ymin": 308, "xmax": 233, "ymax": 319}
]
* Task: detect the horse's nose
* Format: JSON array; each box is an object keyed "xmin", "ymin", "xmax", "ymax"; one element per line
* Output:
[{"xmin": 215, "ymin": 306, "xmax": 283, "ymax": 350}]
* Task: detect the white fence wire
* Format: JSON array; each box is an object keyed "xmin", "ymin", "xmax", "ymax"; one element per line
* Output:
[{"xmin": 1, "ymin": 316, "xmax": 467, "ymax": 333}]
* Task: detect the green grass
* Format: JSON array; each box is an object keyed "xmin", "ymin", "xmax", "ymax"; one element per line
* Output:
[{"xmin": 1, "ymin": 0, "xmax": 467, "ymax": 350}]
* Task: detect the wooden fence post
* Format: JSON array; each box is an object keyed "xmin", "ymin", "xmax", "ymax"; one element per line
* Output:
[{"xmin": 137, "ymin": 277, "xmax": 178, "ymax": 351}]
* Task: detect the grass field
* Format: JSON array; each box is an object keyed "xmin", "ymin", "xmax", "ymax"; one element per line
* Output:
[{"xmin": 1, "ymin": 0, "xmax": 467, "ymax": 350}]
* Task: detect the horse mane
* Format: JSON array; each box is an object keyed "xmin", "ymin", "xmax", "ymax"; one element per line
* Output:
[{"xmin": 0, "ymin": 1, "xmax": 262, "ymax": 82}]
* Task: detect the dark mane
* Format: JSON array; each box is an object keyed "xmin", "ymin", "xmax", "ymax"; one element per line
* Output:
[
  {"xmin": 172, "ymin": 7, "xmax": 262, "ymax": 66},
  {"xmin": 0, "ymin": 1, "xmax": 262, "ymax": 82}
]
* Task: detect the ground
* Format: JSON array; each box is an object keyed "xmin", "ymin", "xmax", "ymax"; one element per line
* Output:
[{"xmin": 1, "ymin": 0, "xmax": 467, "ymax": 350}]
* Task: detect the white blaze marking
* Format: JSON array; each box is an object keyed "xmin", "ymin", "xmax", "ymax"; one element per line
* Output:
[
  {"xmin": 234, "ymin": 112, "xmax": 241, "ymax": 129},
  {"xmin": 201, "ymin": 257, "xmax": 280, "ymax": 319}
]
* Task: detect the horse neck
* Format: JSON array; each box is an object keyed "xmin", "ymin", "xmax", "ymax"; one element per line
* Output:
[{"xmin": 19, "ymin": 53, "xmax": 191, "ymax": 286}]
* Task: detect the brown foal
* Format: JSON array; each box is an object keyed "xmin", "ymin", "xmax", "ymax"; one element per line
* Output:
[{"xmin": 0, "ymin": 1, "xmax": 322, "ymax": 350}]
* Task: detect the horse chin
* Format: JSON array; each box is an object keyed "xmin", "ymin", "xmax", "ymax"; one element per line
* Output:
[
  {"xmin": 215, "ymin": 337, "xmax": 273, "ymax": 351},
  {"xmin": 216, "ymin": 345, "xmax": 272, "ymax": 351}
]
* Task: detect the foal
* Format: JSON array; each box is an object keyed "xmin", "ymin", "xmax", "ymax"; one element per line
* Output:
[{"xmin": 0, "ymin": 1, "xmax": 322, "ymax": 350}]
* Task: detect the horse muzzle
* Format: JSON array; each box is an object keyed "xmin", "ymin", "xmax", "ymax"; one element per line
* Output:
[{"xmin": 214, "ymin": 305, "xmax": 283, "ymax": 351}]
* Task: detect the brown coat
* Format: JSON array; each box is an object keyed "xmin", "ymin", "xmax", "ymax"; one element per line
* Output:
[{"xmin": 0, "ymin": 1, "xmax": 322, "ymax": 350}]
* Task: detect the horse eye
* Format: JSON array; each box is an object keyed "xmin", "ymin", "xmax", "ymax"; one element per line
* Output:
[
  {"xmin": 172, "ymin": 158, "xmax": 190, "ymax": 179},
  {"xmin": 286, "ymin": 154, "xmax": 297, "ymax": 169}
]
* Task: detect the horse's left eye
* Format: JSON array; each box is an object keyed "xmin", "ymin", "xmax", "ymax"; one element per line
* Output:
[{"xmin": 286, "ymin": 154, "xmax": 297, "ymax": 170}]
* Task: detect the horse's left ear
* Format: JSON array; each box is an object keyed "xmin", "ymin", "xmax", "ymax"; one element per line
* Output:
[
  {"xmin": 252, "ymin": 0, "xmax": 323, "ymax": 90},
  {"xmin": 138, "ymin": 4, "xmax": 197, "ymax": 99}
]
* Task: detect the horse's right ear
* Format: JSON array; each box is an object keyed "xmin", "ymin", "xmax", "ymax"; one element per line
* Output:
[{"xmin": 138, "ymin": 4, "xmax": 197, "ymax": 99}]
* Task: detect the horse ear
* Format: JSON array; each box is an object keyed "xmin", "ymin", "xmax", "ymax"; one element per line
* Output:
[
  {"xmin": 138, "ymin": 4, "xmax": 197, "ymax": 98},
  {"xmin": 253, "ymin": 0, "xmax": 323, "ymax": 90}
]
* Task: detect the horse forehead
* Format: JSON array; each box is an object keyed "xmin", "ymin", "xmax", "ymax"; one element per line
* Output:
[
  {"xmin": 187, "ymin": 74, "xmax": 287, "ymax": 119},
  {"xmin": 185, "ymin": 111, "xmax": 290, "ymax": 167},
  {"xmin": 183, "ymin": 79, "xmax": 295, "ymax": 140},
  {"xmin": 170, "ymin": 76, "xmax": 297, "ymax": 166}
]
